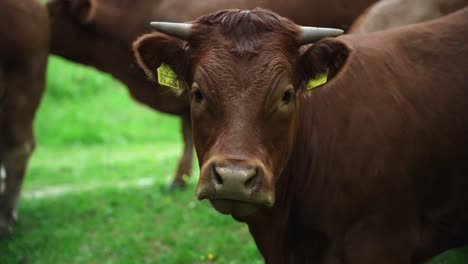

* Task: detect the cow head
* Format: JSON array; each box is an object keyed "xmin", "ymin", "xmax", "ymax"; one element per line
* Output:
[{"xmin": 134, "ymin": 9, "xmax": 350, "ymax": 218}]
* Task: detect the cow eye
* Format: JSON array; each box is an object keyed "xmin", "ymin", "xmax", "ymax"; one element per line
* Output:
[
  {"xmin": 191, "ymin": 82, "xmax": 204, "ymax": 104},
  {"xmin": 282, "ymin": 90, "xmax": 293, "ymax": 104},
  {"xmin": 193, "ymin": 89, "xmax": 204, "ymax": 103}
]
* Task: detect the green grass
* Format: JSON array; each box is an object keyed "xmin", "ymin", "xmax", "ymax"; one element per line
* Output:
[
  {"xmin": 38, "ymin": 56, "xmax": 180, "ymax": 147},
  {"xmin": 0, "ymin": 56, "xmax": 467, "ymax": 263},
  {"xmin": 2, "ymin": 186, "xmax": 261, "ymax": 264}
]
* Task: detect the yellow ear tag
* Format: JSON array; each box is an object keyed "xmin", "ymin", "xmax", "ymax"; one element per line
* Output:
[
  {"xmin": 157, "ymin": 63, "xmax": 179, "ymax": 89},
  {"xmin": 307, "ymin": 70, "xmax": 328, "ymax": 90}
]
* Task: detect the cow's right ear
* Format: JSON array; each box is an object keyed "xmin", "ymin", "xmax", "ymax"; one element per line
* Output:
[
  {"xmin": 297, "ymin": 38, "xmax": 351, "ymax": 91},
  {"xmin": 133, "ymin": 33, "xmax": 190, "ymax": 94}
]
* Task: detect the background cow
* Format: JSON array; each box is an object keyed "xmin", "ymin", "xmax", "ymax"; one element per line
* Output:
[
  {"xmin": 349, "ymin": 0, "xmax": 468, "ymax": 33},
  {"xmin": 46, "ymin": 0, "xmax": 376, "ymax": 189},
  {"xmin": 0, "ymin": 0, "xmax": 49, "ymax": 235},
  {"xmin": 134, "ymin": 7, "xmax": 468, "ymax": 263}
]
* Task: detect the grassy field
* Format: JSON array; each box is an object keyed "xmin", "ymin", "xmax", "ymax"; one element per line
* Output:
[{"xmin": 0, "ymin": 56, "xmax": 467, "ymax": 263}]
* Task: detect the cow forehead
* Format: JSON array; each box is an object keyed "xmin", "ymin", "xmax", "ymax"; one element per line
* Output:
[
  {"xmin": 189, "ymin": 15, "xmax": 299, "ymax": 101},
  {"xmin": 193, "ymin": 28, "xmax": 298, "ymax": 58},
  {"xmin": 193, "ymin": 41, "xmax": 295, "ymax": 89},
  {"xmin": 190, "ymin": 8, "xmax": 301, "ymax": 51},
  {"xmin": 194, "ymin": 52, "xmax": 293, "ymax": 99}
]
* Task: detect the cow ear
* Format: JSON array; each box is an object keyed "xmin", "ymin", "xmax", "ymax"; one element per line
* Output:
[
  {"xmin": 68, "ymin": 0, "xmax": 97, "ymax": 23},
  {"xmin": 69, "ymin": 0, "xmax": 121, "ymax": 24},
  {"xmin": 133, "ymin": 32, "xmax": 190, "ymax": 94},
  {"xmin": 297, "ymin": 38, "xmax": 350, "ymax": 91}
]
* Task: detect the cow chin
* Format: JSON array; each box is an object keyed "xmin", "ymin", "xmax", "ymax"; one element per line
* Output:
[{"xmin": 209, "ymin": 199, "xmax": 261, "ymax": 218}]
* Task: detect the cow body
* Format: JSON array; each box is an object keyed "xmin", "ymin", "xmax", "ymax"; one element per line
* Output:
[
  {"xmin": 349, "ymin": 0, "xmax": 468, "ymax": 33},
  {"xmin": 46, "ymin": 0, "xmax": 376, "ymax": 188},
  {"xmin": 134, "ymin": 7, "xmax": 468, "ymax": 263},
  {"xmin": 249, "ymin": 10, "xmax": 468, "ymax": 262},
  {"xmin": 0, "ymin": 0, "xmax": 49, "ymax": 235}
]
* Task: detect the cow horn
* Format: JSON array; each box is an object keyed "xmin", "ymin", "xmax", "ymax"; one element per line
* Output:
[
  {"xmin": 299, "ymin": 26, "xmax": 344, "ymax": 45},
  {"xmin": 150, "ymin": 22, "xmax": 192, "ymax": 40}
]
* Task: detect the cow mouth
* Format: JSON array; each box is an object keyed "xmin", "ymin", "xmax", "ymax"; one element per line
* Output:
[{"xmin": 209, "ymin": 199, "xmax": 263, "ymax": 218}]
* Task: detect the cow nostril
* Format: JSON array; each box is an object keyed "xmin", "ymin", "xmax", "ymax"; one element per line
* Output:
[
  {"xmin": 215, "ymin": 173, "xmax": 223, "ymax": 185},
  {"xmin": 211, "ymin": 165, "xmax": 223, "ymax": 185},
  {"xmin": 244, "ymin": 169, "xmax": 259, "ymax": 190}
]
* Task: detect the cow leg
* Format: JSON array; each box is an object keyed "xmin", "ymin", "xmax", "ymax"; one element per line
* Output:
[
  {"xmin": 0, "ymin": 58, "xmax": 44, "ymax": 236},
  {"xmin": 0, "ymin": 165, "xmax": 5, "ymax": 195},
  {"xmin": 168, "ymin": 114, "xmax": 193, "ymax": 190},
  {"xmin": 0, "ymin": 138, "xmax": 34, "ymax": 236}
]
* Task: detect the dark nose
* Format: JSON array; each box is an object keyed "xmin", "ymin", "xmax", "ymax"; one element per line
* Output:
[
  {"xmin": 196, "ymin": 160, "xmax": 274, "ymax": 207},
  {"xmin": 212, "ymin": 164, "xmax": 259, "ymax": 191},
  {"xmin": 196, "ymin": 162, "xmax": 261, "ymax": 201}
]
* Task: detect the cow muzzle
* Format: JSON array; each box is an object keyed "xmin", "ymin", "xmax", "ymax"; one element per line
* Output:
[{"xmin": 196, "ymin": 159, "xmax": 274, "ymax": 217}]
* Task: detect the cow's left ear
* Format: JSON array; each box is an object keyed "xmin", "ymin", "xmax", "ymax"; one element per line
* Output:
[
  {"xmin": 69, "ymin": 0, "xmax": 121, "ymax": 24},
  {"xmin": 297, "ymin": 38, "xmax": 351, "ymax": 91},
  {"xmin": 133, "ymin": 32, "xmax": 191, "ymax": 94}
]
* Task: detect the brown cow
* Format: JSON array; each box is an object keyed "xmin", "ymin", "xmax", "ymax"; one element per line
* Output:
[
  {"xmin": 0, "ymin": 0, "xmax": 49, "ymax": 235},
  {"xmin": 46, "ymin": 0, "xmax": 376, "ymax": 188},
  {"xmin": 133, "ymin": 8, "xmax": 468, "ymax": 263},
  {"xmin": 349, "ymin": 0, "xmax": 468, "ymax": 33}
]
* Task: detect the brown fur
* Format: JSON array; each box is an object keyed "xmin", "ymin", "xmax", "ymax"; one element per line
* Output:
[
  {"xmin": 0, "ymin": 0, "xmax": 49, "ymax": 235},
  {"xmin": 134, "ymin": 8, "xmax": 468, "ymax": 263},
  {"xmin": 46, "ymin": 0, "xmax": 376, "ymax": 188},
  {"xmin": 349, "ymin": 0, "xmax": 468, "ymax": 33}
]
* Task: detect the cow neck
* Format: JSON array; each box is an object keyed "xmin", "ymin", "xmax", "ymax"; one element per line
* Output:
[
  {"xmin": 87, "ymin": 40, "xmax": 144, "ymax": 89},
  {"xmin": 242, "ymin": 93, "xmax": 330, "ymax": 262},
  {"xmin": 55, "ymin": 37, "xmax": 189, "ymax": 115}
]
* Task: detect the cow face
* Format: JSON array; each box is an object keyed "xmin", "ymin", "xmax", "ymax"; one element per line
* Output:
[
  {"xmin": 190, "ymin": 35, "xmax": 300, "ymax": 218},
  {"xmin": 134, "ymin": 9, "xmax": 349, "ymax": 218}
]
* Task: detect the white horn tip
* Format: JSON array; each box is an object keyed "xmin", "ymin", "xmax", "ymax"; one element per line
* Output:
[
  {"xmin": 149, "ymin": 21, "xmax": 192, "ymax": 40},
  {"xmin": 332, "ymin": 28, "xmax": 344, "ymax": 36},
  {"xmin": 301, "ymin": 27, "xmax": 344, "ymax": 36},
  {"xmin": 149, "ymin": 21, "xmax": 164, "ymax": 27},
  {"xmin": 149, "ymin": 21, "xmax": 174, "ymax": 30},
  {"xmin": 335, "ymin": 29, "xmax": 344, "ymax": 35},
  {"xmin": 299, "ymin": 26, "xmax": 345, "ymax": 45}
]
